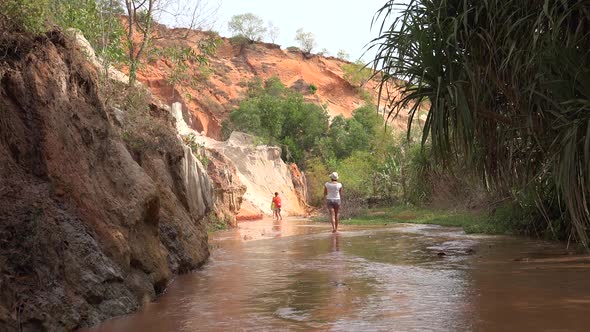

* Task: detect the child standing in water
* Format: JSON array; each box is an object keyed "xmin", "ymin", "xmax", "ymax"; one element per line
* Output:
[
  {"xmin": 324, "ymin": 172, "xmax": 343, "ymax": 232},
  {"xmin": 272, "ymin": 192, "xmax": 282, "ymax": 220}
]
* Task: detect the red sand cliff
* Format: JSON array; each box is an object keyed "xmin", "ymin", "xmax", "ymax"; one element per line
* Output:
[{"xmin": 130, "ymin": 26, "xmax": 408, "ymax": 140}]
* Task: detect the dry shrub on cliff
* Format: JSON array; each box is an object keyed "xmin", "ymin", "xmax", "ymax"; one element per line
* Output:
[{"xmin": 101, "ymin": 82, "xmax": 178, "ymax": 158}]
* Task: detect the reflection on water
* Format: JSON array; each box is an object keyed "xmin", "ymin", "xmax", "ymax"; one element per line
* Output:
[{"xmin": 83, "ymin": 220, "xmax": 590, "ymax": 331}]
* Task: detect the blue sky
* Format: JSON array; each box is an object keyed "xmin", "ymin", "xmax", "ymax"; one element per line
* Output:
[{"xmin": 163, "ymin": 0, "xmax": 393, "ymax": 63}]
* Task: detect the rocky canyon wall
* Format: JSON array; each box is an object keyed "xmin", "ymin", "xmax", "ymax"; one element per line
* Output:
[{"xmin": 0, "ymin": 30, "xmax": 213, "ymax": 331}]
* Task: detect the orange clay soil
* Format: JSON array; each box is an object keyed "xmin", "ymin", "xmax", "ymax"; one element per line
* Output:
[{"xmin": 120, "ymin": 24, "xmax": 414, "ymax": 140}]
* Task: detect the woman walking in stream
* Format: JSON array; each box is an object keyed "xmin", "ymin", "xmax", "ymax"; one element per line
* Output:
[{"xmin": 324, "ymin": 172, "xmax": 343, "ymax": 232}]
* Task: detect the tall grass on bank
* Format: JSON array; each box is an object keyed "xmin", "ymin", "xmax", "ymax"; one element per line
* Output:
[{"xmin": 370, "ymin": 0, "xmax": 590, "ymax": 246}]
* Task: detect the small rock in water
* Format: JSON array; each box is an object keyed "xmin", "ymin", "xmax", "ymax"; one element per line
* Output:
[
  {"xmin": 465, "ymin": 248, "xmax": 476, "ymax": 255},
  {"xmin": 437, "ymin": 252, "xmax": 446, "ymax": 257}
]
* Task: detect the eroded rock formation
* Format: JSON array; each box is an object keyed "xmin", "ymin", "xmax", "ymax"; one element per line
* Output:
[
  {"xmin": 196, "ymin": 132, "xmax": 307, "ymax": 219},
  {"xmin": 172, "ymin": 103, "xmax": 307, "ymax": 220},
  {"xmin": 0, "ymin": 31, "xmax": 212, "ymax": 331}
]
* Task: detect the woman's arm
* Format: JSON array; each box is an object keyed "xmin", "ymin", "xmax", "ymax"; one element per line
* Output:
[{"xmin": 324, "ymin": 185, "xmax": 327, "ymax": 197}]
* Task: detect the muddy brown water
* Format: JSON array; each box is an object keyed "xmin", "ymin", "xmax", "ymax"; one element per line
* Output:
[{"xmin": 83, "ymin": 218, "xmax": 590, "ymax": 331}]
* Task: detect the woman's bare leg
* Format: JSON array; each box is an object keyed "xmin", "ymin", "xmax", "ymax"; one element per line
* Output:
[
  {"xmin": 333, "ymin": 205, "xmax": 340, "ymax": 232},
  {"xmin": 329, "ymin": 206, "xmax": 336, "ymax": 232}
]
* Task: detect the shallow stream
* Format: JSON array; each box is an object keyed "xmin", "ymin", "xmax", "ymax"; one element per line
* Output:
[{"xmin": 84, "ymin": 219, "xmax": 590, "ymax": 331}]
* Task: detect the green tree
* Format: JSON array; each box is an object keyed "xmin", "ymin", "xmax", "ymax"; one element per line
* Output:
[
  {"xmin": 326, "ymin": 116, "xmax": 349, "ymax": 159},
  {"xmin": 225, "ymin": 77, "xmax": 329, "ymax": 165},
  {"xmin": 228, "ymin": 13, "xmax": 267, "ymax": 41},
  {"xmin": 352, "ymin": 105, "xmax": 381, "ymax": 138},
  {"xmin": 123, "ymin": 0, "xmax": 156, "ymax": 84},
  {"xmin": 336, "ymin": 49, "xmax": 349, "ymax": 61},
  {"xmin": 267, "ymin": 20, "xmax": 279, "ymax": 43},
  {"xmin": 294, "ymin": 28, "xmax": 316, "ymax": 53},
  {"xmin": 344, "ymin": 119, "xmax": 371, "ymax": 153}
]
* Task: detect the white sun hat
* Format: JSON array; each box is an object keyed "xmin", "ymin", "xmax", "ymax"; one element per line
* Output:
[{"xmin": 329, "ymin": 172, "xmax": 339, "ymax": 180}]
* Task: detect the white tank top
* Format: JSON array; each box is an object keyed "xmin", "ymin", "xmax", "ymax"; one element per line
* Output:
[{"xmin": 325, "ymin": 182, "xmax": 342, "ymax": 200}]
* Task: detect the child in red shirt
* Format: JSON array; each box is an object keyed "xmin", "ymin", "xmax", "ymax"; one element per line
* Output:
[{"xmin": 272, "ymin": 192, "xmax": 282, "ymax": 220}]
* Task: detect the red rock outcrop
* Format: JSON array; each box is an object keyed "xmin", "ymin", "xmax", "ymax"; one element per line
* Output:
[{"xmin": 131, "ymin": 26, "xmax": 409, "ymax": 140}]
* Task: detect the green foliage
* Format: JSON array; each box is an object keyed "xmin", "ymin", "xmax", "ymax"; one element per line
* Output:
[
  {"xmin": 0, "ymin": 0, "xmax": 125, "ymax": 62},
  {"xmin": 372, "ymin": 0, "xmax": 590, "ymax": 245},
  {"xmin": 286, "ymin": 46, "xmax": 300, "ymax": 52},
  {"xmin": 336, "ymin": 49, "xmax": 349, "ymax": 61},
  {"xmin": 159, "ymin": 47, "xmax": 199, "ymax": 95},
  {"xmin": 405, "ymin": 143, "xmax": 433, "ymax": 204},
  {"xmin": 52, "ymin": 0, "xmax": 125, "ymax": 62},
  {"xmin": 205, "ymin": 212, "xmax": 228, "ymax": 233},
  {"xmin": 316, "ymin": 105, "xmax": 381, "ymax": 161},
  {"xmin": 224, "ymin": 77, "xmax": 329, "ymax": 165},
  {"xmin": 148, "ymin": 34, "xmax": 220, "ymax": 99},
  {"xmin": 338, "ymin": 151, "xmax": 375, "ymax": 197},
  {"xmin": 182, "ymin": 133, "xmax": 210, "ymax": 168},
  {"xmin": 294, "ymin": 28, "xmax": 316, "ymax": 53},
  {"xmin": 339, "ymin": 206, "xmax": 515, "ymax": 235},
  {"xmin": 229, "ymin": 35, "xmax": 252, "ymax": 47},
  {"xmin": 352, "ymin": 105, "xmax": 381, "ymax": 137},
  {"xmin": 342, "ymin": 60, "xmax": 372, "ymax": 88},
  {"xmin": 164, "ymin": 48, "xmax": 214, "ymax": 93},
  {"xmin": 228, "ymin": 13, "xmax": 267, "ymax": 41},
  {"xmin": 0, "ymin": 0, "xmax": 48, "ymax": 33},
  {"xmin": 264, "ymin": 76, "xmax": 284, "ymax": 96},
  {"xmin": 357, "ymin": 87, "xmax": 374, "ymax": 104},
  {"xmin": 225, "ymin": 82, "xmax": 424, "ymax": 210},
  {"xmin": 307, "ymin": 106, "xmax": 406, "ymax": 206},
  {"xmin": 308, "ymin": 83, "xmax": 317, "ymax": 94},
  {"xmin": 303, "ymin": 157, "xmax": 330, "ymax": 206}
]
